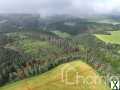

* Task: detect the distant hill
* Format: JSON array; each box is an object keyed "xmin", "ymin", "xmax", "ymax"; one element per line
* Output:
[{"xmin": 0, "ymin": 14, "xmax": 119, "ymax": 35}]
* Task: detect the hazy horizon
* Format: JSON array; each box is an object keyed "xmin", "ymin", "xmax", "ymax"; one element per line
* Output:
[{"xmin": 0, "ymin": 0, "xmax": 120, "ymax": 17}]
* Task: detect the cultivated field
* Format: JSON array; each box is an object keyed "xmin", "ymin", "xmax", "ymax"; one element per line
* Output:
[{"xmin": 95, "ymin": 31, "xmax": 120, "ymax": 44}]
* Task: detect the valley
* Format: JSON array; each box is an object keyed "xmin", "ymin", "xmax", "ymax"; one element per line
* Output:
[{"xmin": 0, "ymin": 14, "xmax": 120, "ymax": 90}]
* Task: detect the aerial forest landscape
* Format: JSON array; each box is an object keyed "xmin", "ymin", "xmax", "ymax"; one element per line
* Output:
[{"xmin": 0, "ymin": 0, "xmax": 120, "ymax": 90}]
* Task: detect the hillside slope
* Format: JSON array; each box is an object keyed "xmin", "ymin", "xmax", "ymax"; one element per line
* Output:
[{"xmin": 0, "ymin": 61, "xmax": 110, "ymax": 90}]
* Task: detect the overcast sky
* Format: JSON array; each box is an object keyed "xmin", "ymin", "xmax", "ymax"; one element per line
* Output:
[{"xmin": 0, "ymin": 0, "xmax": 120, "ymax": 16}]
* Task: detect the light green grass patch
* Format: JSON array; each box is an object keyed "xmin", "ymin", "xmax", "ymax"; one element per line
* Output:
[
  {"xmin": 95, "ymin": 31, "xmax": 120, "ymax": 44},
  {"xmin": 52, "ymin": 31, "xmax": 71, "ymax": 38}
]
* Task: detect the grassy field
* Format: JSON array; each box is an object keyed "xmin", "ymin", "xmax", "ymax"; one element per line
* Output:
[
  {"xmin": 52, "ymin": 31, "xmax": 71, "ymax": 38},
  {"xmin": 18, "ymin": 39, "xmax": 63, "ymax": 58},
  {"xmin": 0, "ymin": 61, "xmax": 110, "ymax": 90},
  {"xmin": 5, "ymin": 33, "xmax": 63, "ymax": 59},
  {"xmin": 19, "ymin": 39, "xmax": 51, "ymax": 54},
  {"xmin": 95, "ymin": 31, "xmax": 120, "ymax": 44}
]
